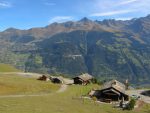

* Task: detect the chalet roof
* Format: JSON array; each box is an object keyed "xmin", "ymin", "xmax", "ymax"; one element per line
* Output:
[
  {"xmin": 102, "ymin": 80, "xmax": 126, "ymax": 93},
  {"xmin": 75, "ymin": 73, "xmax": 93, "ymax": 81}
]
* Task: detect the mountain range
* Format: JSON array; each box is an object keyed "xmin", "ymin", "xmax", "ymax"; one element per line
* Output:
[{"xmin": 1, "ymin": 15, "xmax": 150, "ymax": 84}]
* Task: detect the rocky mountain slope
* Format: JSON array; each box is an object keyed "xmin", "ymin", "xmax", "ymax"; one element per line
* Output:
[{"xmin": 1, "ymin": 15, "xmax": 150, "ymax": 83}]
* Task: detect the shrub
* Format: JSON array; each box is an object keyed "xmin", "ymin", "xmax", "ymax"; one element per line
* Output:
[
  {"xmin": 91, "ymin": 78, "xmax": 98, "ymax": 84},
  {"xmin": 91, "ymin": 78, "xmax": 102, "ymax": 85},
  {"xmin": 126, "ymin": 99, "xmax": 136, "ymax": 110},
  {"xmin": 92, "ymin": 96, "xmax": 97, "ymax": 102}
]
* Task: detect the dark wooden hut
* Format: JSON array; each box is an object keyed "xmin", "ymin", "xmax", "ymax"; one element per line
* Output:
[
  {"xmin": 92, "ymin": 80, "xmax": 129, "ymax": 103},
  {"xmin": 73, "ymin": 73, "xmax": 93, "ymax": 85},
  {"xmin": 37, "ymin": 75, "xmax": 49, "ymax": 81},
  {"xmin": 50, "ymin": 76, "xmax": 63, "ymax": 84}
]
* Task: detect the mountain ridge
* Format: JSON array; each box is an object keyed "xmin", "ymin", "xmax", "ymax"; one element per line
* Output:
[{"xmin": 0, "ymin": 15, "xmax": 150, "ymax": 84}]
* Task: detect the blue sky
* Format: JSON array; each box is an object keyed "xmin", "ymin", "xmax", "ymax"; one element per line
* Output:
[{"xmin": 0, "ymin": 0, "xmax": 150, "ymax": 31}]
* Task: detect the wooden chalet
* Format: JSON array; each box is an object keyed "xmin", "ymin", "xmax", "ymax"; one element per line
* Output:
[
  {"xmin": 37, "ymin": 75, "xmax": 50, "ymax": 81},
  {"xmin": 50, "ymin": 76, "xmax": 64, "ymax": 84},
  {"xmin": 92, "ymin": 80, "xmax": 129, "ymax": 103},
  {"xmin": 73, "ymin": 73, "xmax": 93, "ymax": 85}
]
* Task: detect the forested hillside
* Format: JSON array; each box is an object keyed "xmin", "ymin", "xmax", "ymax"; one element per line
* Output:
[{"xmin": 1, "ymin": 15, "xmax": 150, "ymax": 84}]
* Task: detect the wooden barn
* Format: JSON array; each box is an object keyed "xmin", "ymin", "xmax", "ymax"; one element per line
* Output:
[
  {"xmin": 91, "ymin": 80, "xmax": 129, "ymax": 103},
  {"xmin": 37, "ymin": 75, "xmax": 50, "ymax": 81},
  {"xmin": 73, "ymin": 73, "xmax": 93, "ymax": 85},
  {"xmin": 50, "ymin": 76, "xmax": 64, "ymax": 84}
]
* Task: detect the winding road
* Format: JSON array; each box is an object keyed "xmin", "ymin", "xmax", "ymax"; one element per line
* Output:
[
  {"xmin": 126, "ymin": 90, "xmax": 150, "ymax": 104},
  {"xmin": 0, "ymin": 72, "xmax": 42, "ymax": 78}
]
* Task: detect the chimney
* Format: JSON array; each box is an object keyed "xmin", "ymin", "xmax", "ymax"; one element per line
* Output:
[{"xmin": 125, "ymin": 79, "xmax": 129, "ymax": 90}]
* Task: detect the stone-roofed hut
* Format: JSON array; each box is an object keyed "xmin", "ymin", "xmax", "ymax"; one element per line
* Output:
[
  {"xmin": 92, "ymin": 80, "xmax": 129, "ymax": 103},
  {"xmin": 37, "ymin": 75, "xmax": 50, "ymax": 81},
  {"xmin": 73, "ymin": 73, "xmax": 93, "ymax": 85}
]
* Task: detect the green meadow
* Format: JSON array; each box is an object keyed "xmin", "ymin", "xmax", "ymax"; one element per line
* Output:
[
  {"xmin": 0, "ymin": 64, "xmax": 149, "ymax": 113},
  {"xmin": 0, "ymin": 74, "xmax": 59, "ymax": 95},
  {"xmin": 0, "ymin": 74, "xmax": 149, "ymax": 113},
  {"xmin": 0, "ymin": 64, "xmax": 20, "ymax": 72}
]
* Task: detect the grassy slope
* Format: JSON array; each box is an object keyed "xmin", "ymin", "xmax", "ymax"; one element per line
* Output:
[
  {"xmin": 0, "ymin": 74, "xmax": 59, "ymax": 95},
  {"xmin": 0, "ymin": 64, "xmax": 20, "ymax": 72},
  {"xmin": 0, "ymin": 81, "xmax": 149, "ymax": 113}
]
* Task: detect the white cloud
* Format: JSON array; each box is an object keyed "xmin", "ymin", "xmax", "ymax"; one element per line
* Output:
[
  {"xmin": 119, "ymin": 0, "xmax": 150, "ymax": 15},
  {"xmin": 90, "ymin": 10, "xmax": 135, "ymax": 17},
  {"xmin": 87, "ymin": 0, "xmax": 150, "ymax": 18},
  {"xmin": 115, "ymin": 17, "xmax": 133, "ymax": 20},
  {"xmin": 118, "ymin": 0, "xmax": 139, "ymax": 5},
  {"xmin": 44, "ymin": 2, "xmax": 56, "ymax": 6},
  {"xmin": 0, "ymin": 1, "xmax": 12, "ymax": 8},
  {"xmin": 49, "ymin": 16, "xmax": 74, "ymax": 23}
]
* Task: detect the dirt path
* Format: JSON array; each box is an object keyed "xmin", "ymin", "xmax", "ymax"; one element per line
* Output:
[
  {"xmin": 0, "ymin": 72, "xmax": 42, "ymax": 78},
  {"xmin": 56, "ymin": 84, "xmax": 68, "ymax": 93},
  {"xmin": 0, "ymin": 84, "xmax": 68, "ymax": 98},
  {"xmin": 0, "ymin": 94, "xmax": 49, "ymax": 98}
]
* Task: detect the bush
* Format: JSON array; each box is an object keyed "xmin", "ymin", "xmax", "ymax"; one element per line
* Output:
[
  {"xmin": 91, "ymin": 78, "xmax": 98, "ymax": 84},
  {"xmin": 92, "ymin": 96, "xmax": 97, "ymax": 101},
  {"xmin": 91, "ymin": 78, "xmax": 102, "ymax": 85},
  {"xmin": 126, "ymin": 99, "xmax": 136, "ymax": 110}
]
